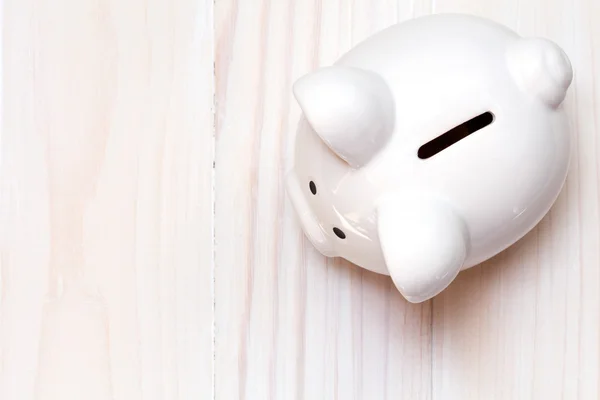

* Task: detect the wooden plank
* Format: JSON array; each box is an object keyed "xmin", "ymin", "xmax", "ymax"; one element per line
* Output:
[
  {"xmin": 431, "ymin": 1, "xmax": 600, "ymax": 399},
  {"xmin": 0, "ymin": 0, "xmax": 214, "ymax": 399},
  {"xmin": 214, "ymin": 0, "xmax": 432, "ymax": 399}
]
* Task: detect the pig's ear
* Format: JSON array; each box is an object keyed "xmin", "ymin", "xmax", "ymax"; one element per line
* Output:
[
  {"xmin": 293, "ymin": 66, "xmax": 395, "ymax": 168},
  {"xmin": 507, "ymin": 37, "xmax": 573, "ymax": 108}
]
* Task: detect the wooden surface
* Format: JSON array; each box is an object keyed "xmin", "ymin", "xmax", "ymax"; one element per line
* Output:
[
  {"xmin": 2, "ymin": 0, "xmax": 600, "ymax": 399},
  {"xmin": 1, "ymin": 0, "xmax": 214, "ymax": 399}
]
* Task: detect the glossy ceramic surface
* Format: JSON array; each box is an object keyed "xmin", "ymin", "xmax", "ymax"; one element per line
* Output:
[{"xmin": 286, "ymin": 13, "xmax": 573, "ymax": 303}]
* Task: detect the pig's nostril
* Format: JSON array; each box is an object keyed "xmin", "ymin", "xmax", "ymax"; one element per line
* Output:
[
  {"xmin": 309, "ymin": 181, "xmax": 317, "ymax": 195},
  {"xmin": 333, "ymin": 227, "xmax": 346, "ymax": 239}
]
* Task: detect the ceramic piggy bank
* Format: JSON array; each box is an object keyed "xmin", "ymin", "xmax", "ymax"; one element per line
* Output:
[{"xmin": 285, "ymin": 13, "xmax": 573, "ymax": 303}]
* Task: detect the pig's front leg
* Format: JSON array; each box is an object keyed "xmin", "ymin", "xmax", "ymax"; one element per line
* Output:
[{"xmin": 377, "ymin": 192, "xmax": 469, "ymax": 303}]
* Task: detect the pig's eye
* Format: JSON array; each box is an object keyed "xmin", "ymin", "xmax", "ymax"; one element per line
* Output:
[
  {"xmin": 333, "ymin": 227, "xmax": 346, "ymax": 239},
  {"xmin": 418, "ymin": 111, "xmax": 495, "ymax": 159},
  {"xmin": 309, "ymin": 181, "xmax": 317, "ymax": 195}
]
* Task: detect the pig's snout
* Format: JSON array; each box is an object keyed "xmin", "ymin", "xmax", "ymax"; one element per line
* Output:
[{"xmin": 285, "ymin": 172, "xmax": 336, "ymax": 257}]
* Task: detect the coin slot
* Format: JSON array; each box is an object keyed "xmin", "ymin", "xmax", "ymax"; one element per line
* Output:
[{"xmin": 418, "ymin": 112, "xmax": 495, "ymax": 159}]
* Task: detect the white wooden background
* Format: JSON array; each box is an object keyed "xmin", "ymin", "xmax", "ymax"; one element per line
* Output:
[{"xmin": 1, "ymin": 0, "xmax": 598, "ymax": 399}]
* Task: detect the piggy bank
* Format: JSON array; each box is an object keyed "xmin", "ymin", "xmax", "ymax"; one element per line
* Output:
[{"xmin": 285, "ymin": 13, "xmax": 573, "ymax": 303}]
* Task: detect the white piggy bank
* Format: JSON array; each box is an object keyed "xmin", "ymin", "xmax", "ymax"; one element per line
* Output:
[{"xmin": 285, "ymin": 13, "xmax": 573, "ymax": 303}]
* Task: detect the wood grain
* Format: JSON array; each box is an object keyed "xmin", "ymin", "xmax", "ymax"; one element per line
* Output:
[{"xmin": 1, "ymin": 0, "xmax": 214, "ymax": 399}]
